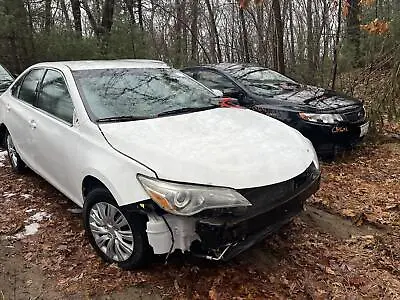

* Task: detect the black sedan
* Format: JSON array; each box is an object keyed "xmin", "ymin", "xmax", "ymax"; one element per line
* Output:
[
  {"xmin": 182, "ymin": 63, "xmax": 369, "ymax": 158},
  {"xmin": 0, "ymin": 64, "xmax": 14, "ymax": 95}
]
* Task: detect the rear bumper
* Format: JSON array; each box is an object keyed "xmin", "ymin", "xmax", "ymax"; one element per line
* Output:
[{"xmin": 194, "ymin": 165, "xmax": 320, "ymax": 260}]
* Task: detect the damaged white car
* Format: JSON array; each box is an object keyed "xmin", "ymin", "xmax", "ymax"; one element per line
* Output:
[{"xmin": 0, "ymin": 60, "xmax": 320, "ymax": 269}]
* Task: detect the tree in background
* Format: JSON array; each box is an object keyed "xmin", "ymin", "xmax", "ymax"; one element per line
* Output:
[{"xmin": 0, "ymin": 0, "xmax": 397, "ymax": 89}]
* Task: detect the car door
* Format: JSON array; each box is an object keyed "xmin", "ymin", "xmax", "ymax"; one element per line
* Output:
[
  {"xmin": 4, "ymin": 68, "xmax": 46, "ymax": 168},
  {"xmin": 29, "ymin": 68, "xmax": 81, "ymax": 200}
]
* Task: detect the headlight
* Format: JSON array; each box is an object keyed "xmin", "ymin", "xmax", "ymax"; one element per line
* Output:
[
  {"xmin": 299, "ymin": 112, "xmax": 343, "ymax": 124},
  {"xmin": 362, "ymin": 105, "xmax": 368, "ymax": 119},
  {"xmin": 137, "ymin": 175, "xmax": 252, "ymax": 216}
]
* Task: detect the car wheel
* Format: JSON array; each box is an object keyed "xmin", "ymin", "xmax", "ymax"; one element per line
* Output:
[
  {"xmin": 83, "ymin": 187, "xmax": 152, "ymax": 269},
  {"xmin": 6, "ymin": 132, "xmax": 25, "ymax": 173}
]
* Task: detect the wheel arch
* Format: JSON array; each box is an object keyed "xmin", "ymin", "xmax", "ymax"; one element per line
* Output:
[{"xmin": 82, "ymin": 175, "xmax": 109, "ymax": 199}]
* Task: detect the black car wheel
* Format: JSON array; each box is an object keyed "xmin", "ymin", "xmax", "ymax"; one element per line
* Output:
[
  {"xmin": 83, "ymin": 187, "xmax": 152, "ymax": 269},
  {"xmin": 6, "ymin": 132, "xmax": 25, "ymax": 173}
]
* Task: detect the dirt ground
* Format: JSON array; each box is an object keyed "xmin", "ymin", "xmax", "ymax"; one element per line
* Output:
[{"xmin": 0, "ymin": 140, "xmax": 399, "ymax": 299}]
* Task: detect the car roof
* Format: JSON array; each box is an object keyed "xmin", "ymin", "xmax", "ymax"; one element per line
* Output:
[
  {"xmin": 186, "ymin": 63, "xmax": 264, "ymax": 70},
  {"xmin": 185, "ymin": 63, "xmax": 269, "ymax": 77},
  {"xmin": 31, "ymin": 59, "xmax": 169, "ymax": 71}
]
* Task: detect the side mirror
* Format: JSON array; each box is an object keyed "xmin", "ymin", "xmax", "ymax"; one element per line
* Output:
[{"xmin": 211, "ymin": 89, "xmax": 223, "ymax": 97}]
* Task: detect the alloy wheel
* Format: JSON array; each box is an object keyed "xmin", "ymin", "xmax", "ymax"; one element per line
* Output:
[{"xmin": 89, "ymin": 202, "xmax": 134, "ymax": 262}]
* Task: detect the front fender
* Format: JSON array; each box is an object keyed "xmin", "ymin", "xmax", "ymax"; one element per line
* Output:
[{"xmin": 80, "ymin": 156, "xmax": 156, "ymax": 207}]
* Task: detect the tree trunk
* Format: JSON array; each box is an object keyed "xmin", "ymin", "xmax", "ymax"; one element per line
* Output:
[
  {"xmin": 138, "ymin": 0, "xmax": 144, "ymax": 31},
  {"xmin": 71, "ymin": 0, "xmax": 82, "ymax": 36},
  {"xmin": 101, "ymin": 0, "xmax": 115, "ymax": 35},
  {"xmin": 331, "ymin": 0, "xmax": 342, "ymax": 89},
  {"xmin": 123, "ymin": 0, "xmax": 136, "ymax": 56},
  {"xmin": 205, "ymin": 0, "xmax": 222, "ymax": 62},
  {"xmin": 82, "ymin": 0, "xmax": 115, "ymax": 53},
  {"xmin": 44, "ymin": 0, "xmax": 52, "ymax": 32},
  {"xmin": 288, "ymin": 0, "xmax": 296, "ymax": 67},
  {"xmin": 306, "ymin": 0, "xmax": 313, "ymax": 76},
  {"xmin": 60, "ymin": 0, "xmax": 72, "ymax": 30},
  {"xmin": 174, "ymin": 0, "xmax": 184, "ymax": 66},
  {"xmin": 255, "ymin": 5, "xmax": 266, "ymax": 64},
  {"xmin": 239, "ymin": 8, "xmax": 250, "ymax": 63},
  {"xmin": 123, "ymin": 0, "xmax": 136, "ymax": 25},
  {"xmin": 81, "ymin": 0, "xmax": 99, "ymax": 36},
  {"xmin": 190, "ymin": 0, "xmax": 199, "ymax": 63},
  {"xmin": 346, "ymin": 0, "xmax": 361, "ymax": 67},
  {"xmin": 272, "ymin": 0, "xmax": 285, "ymax": 74}
]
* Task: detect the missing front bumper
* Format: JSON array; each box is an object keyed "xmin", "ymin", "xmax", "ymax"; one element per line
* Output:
[{"xmin": 193, "ymin": 169, "xmax": 320, "ymax": 260}]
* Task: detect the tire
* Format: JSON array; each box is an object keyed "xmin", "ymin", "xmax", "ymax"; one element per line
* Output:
[
  {"xmin": 83, "ymin": 187, "xmax": 152, "ymax": 269},
  {"xmin": 5, "ymin": 131, "xmax": 25, "ymax": 173}
]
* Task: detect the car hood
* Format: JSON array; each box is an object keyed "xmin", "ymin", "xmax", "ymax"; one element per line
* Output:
[
  {"xmin": 99, "ymin": 108, "xmax": 316, "ymax": 189},
  {"xmin": 257, "ymin": 84, "xmax": 361, "ymax": 111}
]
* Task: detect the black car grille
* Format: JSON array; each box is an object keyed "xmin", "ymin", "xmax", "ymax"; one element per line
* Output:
[
  {"xmin": 238, "ymin": 162, "xmax": 319, "ymax": 212},
  {"xmin": 195, "ymin": 163, "xmax": 320, "ymax": 249},
  {"xmin": 342, "ymin": 107, "xmax": 366, "ymax": 124}
]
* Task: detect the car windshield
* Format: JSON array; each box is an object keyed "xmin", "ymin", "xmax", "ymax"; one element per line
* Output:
[
  {"xmin": 237, "ymin": 68, "xmax": 296, "ymax": 83},
  {"xmin": 73, "ymin": 68, "xmax": 218, "ymax": 121},
  {"xmin": 222, "ymin": 66, "xmax": 298, "ymax": 97}
]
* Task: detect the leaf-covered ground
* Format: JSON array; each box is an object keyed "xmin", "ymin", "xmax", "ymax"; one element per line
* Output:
[{"xmin": 0, "ymin": 141, "xmax": 399, "ymax": 299}]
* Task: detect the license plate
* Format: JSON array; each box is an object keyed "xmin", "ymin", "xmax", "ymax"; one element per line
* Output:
[{"xmin": 360, "ymin": 122, "xmax": 369, "ymax": 137}]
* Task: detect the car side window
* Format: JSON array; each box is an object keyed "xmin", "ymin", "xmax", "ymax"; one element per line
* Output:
[
  {"xmin": 37, "ymin": 70, "xmax": 74, "ymax": 124},
  {"xmin": 17, "ymin": 69, "xmax": 45, "ymax": 105},
  {"xmin": 196, "ymin": 71, "xmax": 236, "ymax": 90}
]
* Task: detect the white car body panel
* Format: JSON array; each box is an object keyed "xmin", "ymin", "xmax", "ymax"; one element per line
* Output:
[
  {"xmin": 100, "ymin": 108, "xmax": 314, "ymax": 189},
  {"xmin": 0, "ymin": 62, "xmax": 158, "ymax": 207}
]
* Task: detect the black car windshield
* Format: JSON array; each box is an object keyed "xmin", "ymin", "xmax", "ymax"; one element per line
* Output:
[
  {"xmin": 223, "ymin": 66, "xmax": 298, "ymax": 97},
  {"xmin": 237, "ymin": 68, "xmax": 296, "ymax": 83},
  {"xmin": 73, "ymin": 68, "xmax": 218, "ymax": 121}
]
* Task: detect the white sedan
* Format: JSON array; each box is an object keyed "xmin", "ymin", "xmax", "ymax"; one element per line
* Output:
[{"xmin": 0, "ymin": 60, "xmax": 320, "ymax": 269}]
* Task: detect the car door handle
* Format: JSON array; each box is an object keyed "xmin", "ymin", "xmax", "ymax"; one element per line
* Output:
[{"xmin": 30, "ymin": 120, "xmax": 37, "ymax": 129}]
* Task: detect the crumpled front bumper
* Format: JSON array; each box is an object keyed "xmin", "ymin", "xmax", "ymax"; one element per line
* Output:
[{"xmin": 193, "ymin": 162, "xmax": 321, "ymax": 260}]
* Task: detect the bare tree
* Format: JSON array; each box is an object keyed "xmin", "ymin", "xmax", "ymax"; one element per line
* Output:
[
  {"xmin": 331, "ymin": 0, "xmax": 342, "ymax": 89},
  {"xmin": 346, "ymin": 0, "xmax": 361, "ymax": 66},
  {"xmin": 205, "ymin": 0, "xmax": 222, "ymax": 62},
  {"xmin": 190, "ymin": 0, "xmax": 199, "ymax": 63},
  {"xmin": 272, "ymin": 0, "xmax": 284, "ymax": 74},
  {"xmin": 71, "ymin": 0, "xmax": 82, "ymax": 36},
  {"xmin": 239, "ymin": 7, "xmax": 250, "ymax": 63},
  {"xmin": 44, "ymin": 0, "xmax": 52, "ymax": 32}
]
